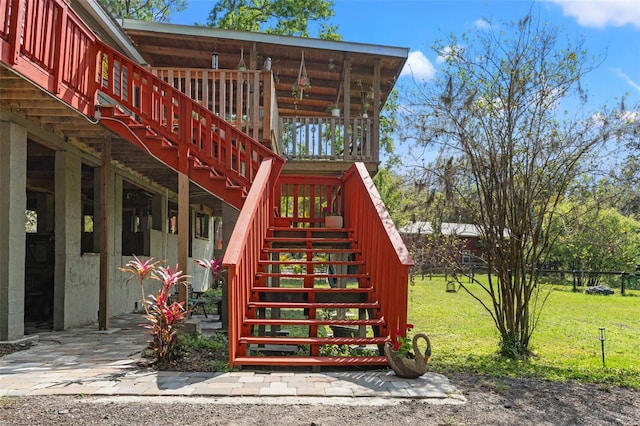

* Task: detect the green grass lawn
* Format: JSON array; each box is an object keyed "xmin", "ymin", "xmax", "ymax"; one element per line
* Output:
[{"xmin": 409, "ymin": 275, "xmax": 640, "ymax": 389}]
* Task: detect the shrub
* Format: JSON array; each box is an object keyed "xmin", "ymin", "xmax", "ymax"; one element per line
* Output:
[{"xmin": 120, "ymin": 256, "xmax": 189, "ymax": 363}]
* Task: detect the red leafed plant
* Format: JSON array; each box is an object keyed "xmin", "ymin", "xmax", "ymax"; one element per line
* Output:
[
  {"xmin": 193, "ymin": 257, "xmax": 225, "ymax": 289},
  {"xmin": 390, "ymin": 323, "xmax": 415, "ymax": 358},
  {"xmin": 120, "ymin": 257, "xmax": 189, "ymax": 363}
]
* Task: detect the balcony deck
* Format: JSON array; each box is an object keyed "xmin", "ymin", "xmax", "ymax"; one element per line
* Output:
[{"xmin": 151, "ymin": 67, "xmax": 380, "ymax": 175}]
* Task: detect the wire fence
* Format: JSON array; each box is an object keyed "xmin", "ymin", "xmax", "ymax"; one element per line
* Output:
[{"xmin": 411, "ymin": 266, "xmax": 640, "ymax": 295}]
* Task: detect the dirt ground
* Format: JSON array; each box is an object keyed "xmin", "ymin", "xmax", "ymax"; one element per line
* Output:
[
  {"xmin": 1, "ymin": 372, "xmax": 638, "ymax": 425},
  {"xmin": 1, "ymin": 343, "xmax": 639, "ymax": 425}
]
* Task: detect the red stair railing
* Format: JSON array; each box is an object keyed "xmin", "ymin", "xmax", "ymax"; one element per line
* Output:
[
  {"xmin": 268, "ymin": 165, "xmax": 413, "ymax": 343},
  {"xmin": 224, "ymin": 159, "xmax": 282, "ymax": 367},
  {"xmin": 274, "ymin": 175, "xmax": 342, "ymax": 228},
  {"xmin": 97, "ymin": 41, "xmax": 283, "ymax": 190},
  {"xmin": 341, "ymin": 163, "xmax": 414, "ymax": 336}
]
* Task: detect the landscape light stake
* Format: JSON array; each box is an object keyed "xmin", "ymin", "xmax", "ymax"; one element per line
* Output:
[{"xmin": 599, "ymin": 327, "xmax": 606, "ymax": 367}]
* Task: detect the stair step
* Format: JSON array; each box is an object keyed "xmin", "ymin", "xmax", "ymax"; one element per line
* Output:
[
  {"xmin": 263, "ymin": 248, "xmax": 360, "ymax": 254},
  {"xmin": 248, "ymin": 301, "xmax": 378, "ymax": 309},
  {"xmin": 259, "ymin": 260, "xmax": 364, "ymax": 266},
  {"xmin": 233, "ymin": 356, "xmax": 389, "ymax": 366},
  {"xmin": 240, "ymin": 336, "xmax": 388, "ymax": 345},
  {"xmin": 255, "ymin": 273, "xmax": 368, "ymax": 280},
  {"xmin": 251, "ymin": 286, "xmax": 371, "ymax": 293},
  {"xmin": 113, "ymin": 112, "xmax": 137, "ymax": 124},
  {"xmin": 244, "ymin": 318, "xmax": 384, "ymax": 326},
  {"xmin": 265, "ymin": 237, "xmax": 353, "ymax": 244},
  {"xmin": 270, "ymin": 227, "xmax": 354, "ymax": 233}
]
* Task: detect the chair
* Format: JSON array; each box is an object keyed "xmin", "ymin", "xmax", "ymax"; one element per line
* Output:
[{"xmin": 189, "ymin": 289, "xmax": 208, "ymax": 318}]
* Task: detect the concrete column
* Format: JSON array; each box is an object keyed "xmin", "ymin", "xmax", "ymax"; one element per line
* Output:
[
  {"xmin": 0, "ymin": 122, "xmax": 27, "ymax": 341},
  {"xmin": 220, "ymin": 202, "xmax": 239, "ymax": 331},
  {"xmin": 54, "ymin": 150, "xmax": 82, "ymax": 331}
]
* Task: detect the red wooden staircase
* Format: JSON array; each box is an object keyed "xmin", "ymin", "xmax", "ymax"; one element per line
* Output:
[
  {"xmin": 225, "ymin": 167, "xmax": 413, "ymax": 368},
  {"xmin": 233, "ymin": 226, "xmax": 389, "ymax": 366}
]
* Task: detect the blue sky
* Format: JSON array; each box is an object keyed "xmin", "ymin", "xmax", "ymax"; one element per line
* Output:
[{"xmin": 172, "ymin": 0, "xmax": 640, "ymax": 111}]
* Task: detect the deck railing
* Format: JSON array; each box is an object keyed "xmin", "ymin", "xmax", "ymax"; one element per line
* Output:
[
  {"xmin": 151, "ymin": 68, "xmax": 280, "ymax": 150},
  {"xmin": 274, "ymin": 174, "xmax": 342, "ymax": 228},
  {"xmin": 147, "ymin": 67, "xmax": 377, "ymax": 163},
  {"xmin": 280, "ymin": 116, "xmax": 377, "ymax": 163},
  {"xmin": 0, "ymin": 0, "xmax": 98, "ymax": 115}
]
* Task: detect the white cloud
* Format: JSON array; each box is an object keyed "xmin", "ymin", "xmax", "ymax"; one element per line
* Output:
[
  {"xmin": 613, "ymin": 68, "xmax": 640, "ymax": 94},
  {"xmin": 474, "ymin": 18, "xmax": 491, "ymax": 30},
  {"xmin": 400, "ymin": 50, "xmax": 436, "ymax": 81},
  {"xmin": 550, "ymin": 0, "xmax": 640, "ymax": 28}
]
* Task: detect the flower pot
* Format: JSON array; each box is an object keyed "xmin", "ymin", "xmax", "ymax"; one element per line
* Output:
[
  {"xmin": 384, "ymin": 333, "xmax": 431, "ymax": 378},
  {"xmin": 331, "ymin": 108, "xmax": 340, "ymax": 117},
  {"xmin": 324, "ymin": 215, "xmax": 343, "ymax": 228}
]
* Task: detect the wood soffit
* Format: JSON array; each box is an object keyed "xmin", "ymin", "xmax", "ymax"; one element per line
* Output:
[{"xmin": 121, "ymin": 21, "xmax": 408, "ymax": 116}]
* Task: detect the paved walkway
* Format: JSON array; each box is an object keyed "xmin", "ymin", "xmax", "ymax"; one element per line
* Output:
[{"xmin": 0, "ymin": 314, "xmax": 463, "ymax": 402}]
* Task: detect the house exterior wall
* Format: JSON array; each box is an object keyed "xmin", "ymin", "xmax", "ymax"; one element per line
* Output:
[{"xmin": 0, "ymin": 116, "xmax": 219, "ymax": 339}]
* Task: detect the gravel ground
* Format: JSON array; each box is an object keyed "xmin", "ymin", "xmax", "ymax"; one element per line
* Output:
[
  {"xmin": 1, "ymin": 372, "xmax": 638, "ymax": 425},
  {"xmin": 2, "ymin": 340, "xmax": 639, "ymax": 425}
]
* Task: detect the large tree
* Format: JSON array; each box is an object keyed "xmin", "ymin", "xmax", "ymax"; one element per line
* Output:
[
  {"xmin": 204, "ymin": 0, "xmax": 340, "ymax": 39},
  {"xmin": 100, "ymin": 0, "xmax": 187, "ymax": 22},
  {"xmin": 398, "ymin": 12, "xmax": 637, "ymax": 358},
  {"xmin": 548, "ymin": 200, "xmax": 640, "ymax": 278}
]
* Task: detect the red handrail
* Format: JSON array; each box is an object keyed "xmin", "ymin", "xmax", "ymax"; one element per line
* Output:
[
  {"xmin": 224, "ymin": 159, "xmax": 280, "ymax": 366},
  {"xmin": 341, "ymin": 163, "xmax": 414, "ymax": 337},
  {"xmin": 97, "ymin": 43, "xmax": 283, "ymax": 186}
]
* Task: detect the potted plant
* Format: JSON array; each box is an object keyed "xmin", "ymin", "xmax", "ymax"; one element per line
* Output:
[
  {"xmin": 384, "ymin": 323, "xmax": 432, "ymax": 378},
  {"xmin": 328, "ymin": 103, "xmax": 340, "ymax": 117},
  {"xmin": 322, "ymin": 206, "xmax": 343, "ymax": 228},
  {"xmin": 292, "ymin": 76, "xmax": 311, "ymax": 100}
]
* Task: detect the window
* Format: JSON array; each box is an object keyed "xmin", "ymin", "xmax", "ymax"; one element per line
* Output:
[
  {"xmin": 195, "ymin": 212, "xmax": 210, "ymax": 239},
  {"xmin": 462, "ymin": 250, "xmax": 471, "ymax": 265},
  {"xmin": 168, "ymin": 202, "xmax": 178, "ymax": 234},
  {"xmin": 121, "ymin": 181, "xmax": 152, "ymax": 256},
  {"xmin": 25, "ymin": 210, "xmax": 38, "ymax": 233},
  {"xmin": 81, "ymin": 164, "xmax": 97, "ymax": 254}
]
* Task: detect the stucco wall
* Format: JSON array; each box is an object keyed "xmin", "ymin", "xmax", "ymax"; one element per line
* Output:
[{"xmin": 0, "ymin": 122, "xmax": 27, "ymax": 340}]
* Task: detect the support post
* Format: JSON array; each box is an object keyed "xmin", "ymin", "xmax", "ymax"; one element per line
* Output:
[
  {"xmin": 0, "ymin": 122, "xmax": 27, "ymax": 341},
  {"xmin": 98, "ymin": 137, "xmax": 111, "ymax": 330},
  {"xmin": 178, "ymin": 172, "xmax": 189, "ymax": 305},
  {"xmin": 373, "ymin": 58, "xmax": 381, "ymax": 161}
]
